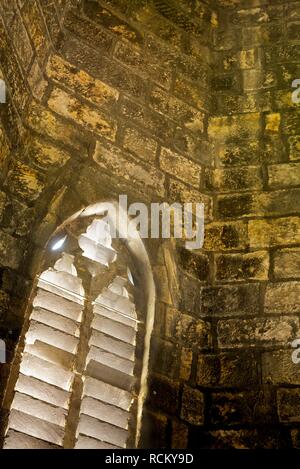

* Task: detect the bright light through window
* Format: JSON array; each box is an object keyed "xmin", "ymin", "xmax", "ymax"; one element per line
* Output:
[{"xmin": 51, "ymin": 235, "xmax": 67, "ymax": 251}]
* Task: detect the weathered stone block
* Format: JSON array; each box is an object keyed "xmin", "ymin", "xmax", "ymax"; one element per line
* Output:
[
  {"xmin": 267, "ymin": 4, "xmax": 284, "ymax": 20},
  {"xmin": 238, "ymin": 48, "xmax": 262, "ymax": 70},
  {"xmin": 219, "ymin": 90, "xmax": 272, "ymax": 115},
  {"xmin": 64, "ymin": 11, "xmax": 113, "ymax": 53},
  {"xmin": 178, "ymin": 272, "xmax": 201, "ymax": 315},
  {"xmin": 174, "ymin": 75, "xmax": 210, "ymax": 112},
  {"xmin": 249, "ymin": 216, "xmax": 300, "ymax": 248},
  {"xmin": 212, "ymin": 73, "xmax": 240, "ymax": 93},
  {"xmin": 144, "ymin": 35, "xmax": 177, "ymax": 71},
  {"xmin": 160, "ymin": 147, "xmax": 201, "ymax": 188},
  {"xmin": 114, "ymin": 41, "xmax": 172, "ymax": 90},
  {"xmin": 204, "ymin": 221, "xmax": 248, "ymax": 251},
  {"xmin": 150, "ymin": 337, "xmax": 180, "ymax": 379},
  {"xmin": 168, "ymin": 179, "xmax": 212, "ymax": 220},
  {"xmin": 106, "ymin": 58, "xmax": 149, "ymax": 98},
  {"xmin": 215, "ymin": 251, "xmax": 269, "ymax": 281},
  {"xmin": 274, "ymin": 248, "xmax": 300, "ymax": 279},
  {"xmin": 120, "ymin": 97, "xmax": 174, "ymax": 145},
  {"xmin": 181, "ymin": 385, "xmax": 204, "ymax": 426},
  {"xmin": 22, "ymin": 1, "xmax": 51, "ymax": 63},
  {"xmin": 171, "ymin": 420, "xmax": 188, "ymax": 449},
  {"xmin": 148, "ymin": 374, "xmax": 180, "ymax": 415},
  {"xmin": 264, "ymin": 282, "xmax": 300, "ymax": 314},
  {"xmin": 210, "ymin": 390, "xmax": 276, "ymax": 426},
  {"xmin": 211, "ymin": 166, "xmax": 263, "ymax": 192},
  {"xmin": 0, "ymin": 126, "xmax": 10, "ymax": 166},
  {"xmin": 152, "ymin": 302, "xmax": 165, "ymax": 337},
  {"xmin": 179, "ymin": 347, "xmax": 192, "ymax": 381},
  {"xmin": 273, "ymin": 90, "xmax": 299, "ymax": 110},
  {"xmin": 123, "ymin": 127, "xmax": 157, "ymax": 162},
  {"xmin": 197, "ymin": 351, "xmax": 259, "ymax": 387},
  {"xmin": 268, "ymin": 163, "xmax": 300, "ymax": 189},
  {"xmin": 83, "ymin": 1, "xmax": 143, "ymax": 44},
  {"xmin": 10, "ymin": 11, "xmax": 33, "ymax": 71},
  {"xmin": 0, "ymin": 192, "xmax": 6, "ymax": 223},
  {"xmin": 262, "ymin": 349, "xmax": 300, "ymax": 385},
  {"xmin": 277, "ymin": 389, "xmax": 300, "ymax": 423},
  {"xmin": 2, "ymin": 198, "xmax": 35, "ymax": 237},
  {"xmin": 288, "ymin": 136, "xmax": 300, "ymax": 161},
  {"xmin": 196, "ymin": 354, "xmax": 219, "ymax": 387},
  {"xmin": 189, "ymin": 38, "xmax": 211, "ymax": 64},
  {"xmin": 173, "ymin": 130, "xmax": 212, "ymax": 166},
  {"xmin": 208, "ymin": 113, "xmax": 261, "ymax": 142},
  {"xmin": 214, "ymin": 140, "xmax": 261, "ymax": 166},
  {"xmin": 153, "ymin": 266, "xmax": 172, "ymax": 304},
  {"xmin": 165, "ymin": 307, "xmax": 212, "ymax": 350},
  {"xmin": 0, "ymin": 0, "xmax": 17, "ymax": 25},
  {"xmin": 39, "ymin": 0, "xmax": 61, "ymax": 42},
  {"xmin": 29, "ymin": 138, "xmax": 70, "ymax": 170},
  {"xmin": 0, "ymin": 231, "xmax": 24, "ymax": 269},
  {"xmin": 201, "ymin": 283, "xmax": 260, "ymax": 317},
  {"xmin": 263, "ymin": 135, "xmax": 286, "ymax": 164},
  {"xmin": 287, "ymin": 3, "xmax": 300, "ymax": 20},
  {"xmin": 214, "ymin": 28, "xmax": 237, "ymax": 51},
  {"xmin": 291, "ymin": 429, "xmax": 300, "ymax": 449},
  {"xmin": 177, "ymin": 56, "xmax": 210, "ymax": 86},
  {"xmin": 218, "ymin": 51, "xmax": 238, "ymax": 73},
  {"xmin": 265, "ymin": 113, "xmax": 281, "ymax": 133},
  {"xmin": 281, "ymin": 110, "xmax": 300, "ymax": 136},
  {"xmin": 47, "ymin": 55, "xmax": 119, "ymax": 109},
  {"xmin": 231, "ymin": 7, "xmax": 271, "ymax": 25},
  {"xmin": 287, "ymin": 22, "xmax": 300, "ymax": 41},
  {"xmin": 217, "ymin": 189, "xmax": 300, "ymax": 219},
  {"xmin": 177, "ymin": 247, "xmax": 209, "ymax": 281},
  {"xmin": 217, "ymin": 316, "xmax": 300, "ymax": 349},
  {"xmin": 48, "ymin": 88, "xmax": 117, "ymax": 141},
  {"xmin": 242, "ymin": 24, "xmax": 283, "ymax": 47},
  {"xmin": 93, "ymin": 141, "xmax": 165, "ymax": 196},
  {"xmin": 27, "ymin": 102, "xmax": 84, "ymax": 150},
  {"xmin": 194, "ymin": 428, "xmax": 287, "ymax": 449},
  {"xmin": 6, "ymin": 162, "xmax": 44, "ymax": 203},
  {"xmin": 61, "ymin": 35, "xmax": 147, "ymax": 99},
  {"xmin": 28, "ymin": 60, "xmax": 48, "ymax": 101},
  {"xmin": 150, "ymin": 87, "xmax": 205, "ymax": 134},
  {"xmin": 219, "ymin": 351, "xmax": 259, "ymax": 386},
  {"xmin": 275, "ymin": 64, "xmax": 300, "ymax": 87}
]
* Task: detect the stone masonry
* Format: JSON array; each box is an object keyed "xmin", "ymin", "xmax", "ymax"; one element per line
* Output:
[{"xmin": 0, "ymin": 0, "xmax": 299, "ymax": 449}]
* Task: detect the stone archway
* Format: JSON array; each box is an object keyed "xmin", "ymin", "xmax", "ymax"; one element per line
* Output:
[{"xmin": 2, "ymin": 200, "xmax": 157, "ymax": 449}]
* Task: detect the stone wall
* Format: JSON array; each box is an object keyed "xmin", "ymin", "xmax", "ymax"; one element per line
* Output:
[
  {"xmin": 0, "ymin": 0, "xmax": 299, "ymax": 449},
  {"xmin": 197, "ymin": 0, "xmax": 300, "ymax": 449},
  {"xmin": 0, "ymin": 0, "xmax": 72, "ymax": 404}
]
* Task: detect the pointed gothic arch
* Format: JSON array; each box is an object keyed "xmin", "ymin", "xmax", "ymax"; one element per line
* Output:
[{"xmin": 2, "ymin": 201, "xmax": 156, "ymax": 449}]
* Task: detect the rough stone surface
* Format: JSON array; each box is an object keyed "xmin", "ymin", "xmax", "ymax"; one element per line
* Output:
[
  {"xmin": 262, "ymin": 350, "xmax": 300, "ymax": 385},
  {"xmin": 218, "ymin": 317, "xmax": 300, "ymax": 349},
  {"xmin": 264, "ymin": 282, "xmax": 300, "ymax": 314},
  {"xmin": 180, "ymin": 385, "xmax": 204, "ymax": 426},
  {"xmin": 0, "ymin": 0, "xmax": 299, "ymax": 451}
]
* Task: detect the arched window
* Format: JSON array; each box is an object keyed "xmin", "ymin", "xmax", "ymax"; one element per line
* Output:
[{"xmin": 3, "ymin": 202, "xmax": 155, "ymax": 449}]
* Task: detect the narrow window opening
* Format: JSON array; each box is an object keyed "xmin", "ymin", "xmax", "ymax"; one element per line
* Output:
[{"xmin": 3, "ymin": 203, "xmax": 155, "ymax": 449}]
